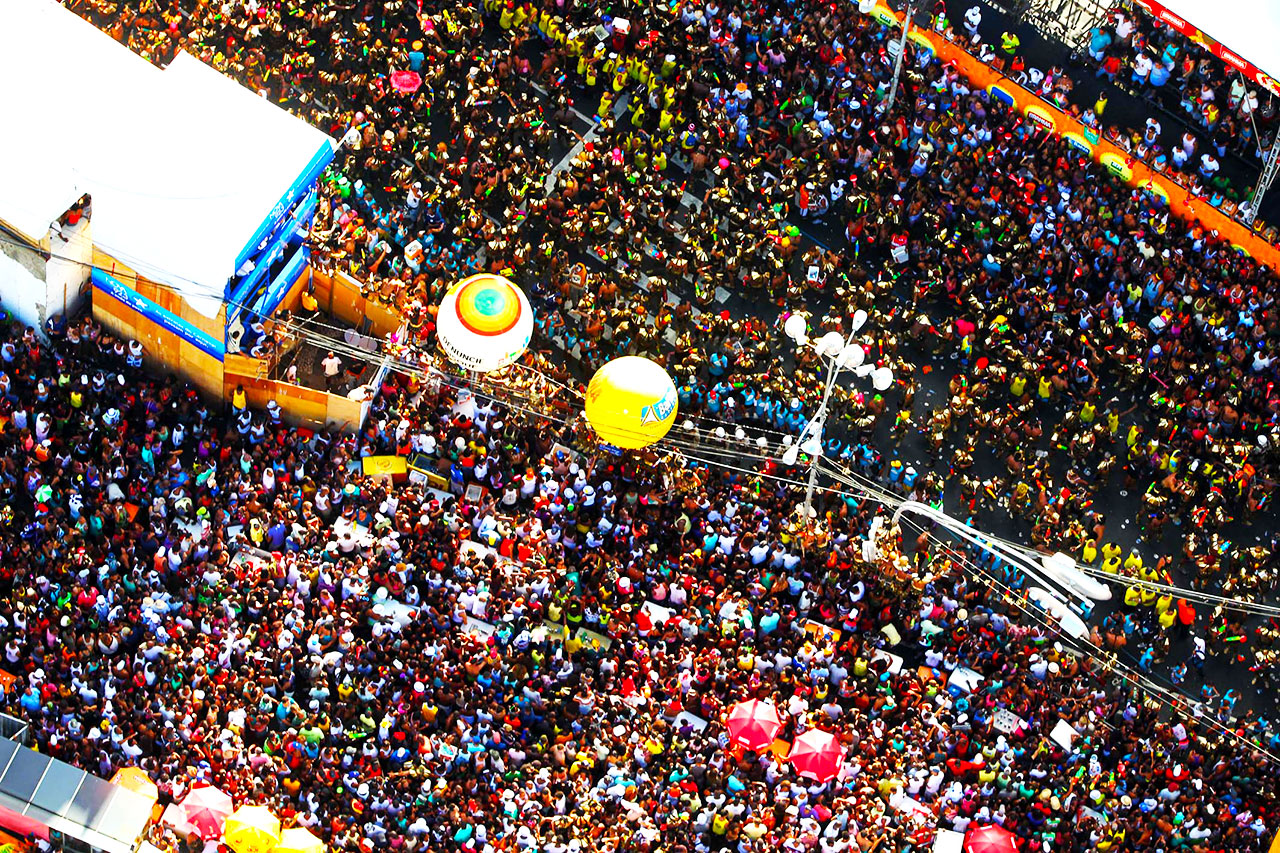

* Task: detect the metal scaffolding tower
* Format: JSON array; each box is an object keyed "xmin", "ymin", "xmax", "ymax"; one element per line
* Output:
[
  {"xmin": 1020, "ymin": 0, "xmax": 1112, "ymax": 52},
  {"xmin": 1246, "ymin": 141, "xmax": 1280, "ymax": 226}
]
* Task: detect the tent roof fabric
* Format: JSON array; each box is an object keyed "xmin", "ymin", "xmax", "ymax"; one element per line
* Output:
[
  {"xmin": 1144, "ymin": 0, "xmax": 1280, "ymax": 85},
  {"xmin": 0, "ymin": 740, "xmax": 154, "ymax": 853},
  {"xmin": 0, "ymin": 0, "xmax": 334, "ymax": 317}
]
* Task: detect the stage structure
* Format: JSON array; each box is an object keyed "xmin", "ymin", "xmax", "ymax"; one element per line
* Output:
[{"xmin": 0, "ymin": 0, "xmax": 386, "ymax": 429}]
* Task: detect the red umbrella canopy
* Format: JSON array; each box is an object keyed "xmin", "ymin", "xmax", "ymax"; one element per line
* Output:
[
  {"xmin": 965, "ymin": 824, "xmax": 1019, "ymax": 853},
  {"xmin": 788, "ymin": 728, "xmax": 844, "ymax": 782},
  {"xmin": 726, "ymin": 699, "xmax": 782, "ymax": 751},
  {"xmin": 179, "ymin": 785, "xmax": 234, "ymax": 838},
  {"xmin": 390, "ymin": 70, "xmax": 422, "ymax": 94}
]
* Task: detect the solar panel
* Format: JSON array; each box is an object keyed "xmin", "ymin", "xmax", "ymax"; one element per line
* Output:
[
  {"xmin": 0, "ymin": 739, "xmax": 20, "ymax": 776},
  {"xmin": 0, "ymin": 748, "xmax": 51, "ymax": 802},
  {"xmin": 30, "ymin": 759, "xmax": 85, "ymax": 817},
  {"xmin": 64, "ymin": 773, "xmax": 117, "ymax": 829},
  {"xmin": 90, "ymin": 785, "xmax": 155, "ymax": 844}
]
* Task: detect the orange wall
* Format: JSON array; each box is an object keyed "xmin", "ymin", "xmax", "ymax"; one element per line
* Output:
[
  {"xmin": 91, "ymin": 259, "xmax": 225, "ymax": 399},
  {"xmin": 224, "ymin": 368, "xmax": 368, "ymax": 431},
  {"xmin": 308, "ymin": 267, "xmax": 403, "ymax": 338},
  {"xmin": 867, "ymin": 4, "xmax": 1280, "ymax": 267}
]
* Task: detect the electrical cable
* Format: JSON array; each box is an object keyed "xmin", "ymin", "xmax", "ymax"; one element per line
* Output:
[
  {"xmin": 891, "ymin": 511, "xmax": 1280, "ymax": 767},
  {"xmin": 266, "ymin": 327, "xmax": 1280, "ymax": 760}
]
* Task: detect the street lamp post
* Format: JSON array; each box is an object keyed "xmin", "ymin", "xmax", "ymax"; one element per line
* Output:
[
  {"xmin": 783, "ymin": 311, "xmax": 892, "ymax": 519},
  {"xmin": 884, "ymin": 0, "xmax": 917, "ymax": 114}
]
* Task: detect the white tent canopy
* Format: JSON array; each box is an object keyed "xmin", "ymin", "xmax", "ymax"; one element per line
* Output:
[
  {"xmin": 0, "ymin": 0, "xmax": 334, "ymax": 317},
  {"xmin": 1143, "ymin": 0, "xmax": 1280, "ymax": 90}
]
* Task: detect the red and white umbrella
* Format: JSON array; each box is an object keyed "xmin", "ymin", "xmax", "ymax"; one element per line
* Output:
[
  {"xmin": 726, "ymin": 699, "xmax": 782, "ymax": 751},
  {"xmin": 390, "ymin": 70, "xmax": 422, "ymax": 94},
  {"xmin": 178, "ymin": 784, "xmax": 234, "ymax": 838},
  {"xmin": 788, "ymin": 728, "xmax": 844, "ymax": 782},
  {"xmin": 964, "ymin": 824, "xmax": 1019, "ymax": 853}
]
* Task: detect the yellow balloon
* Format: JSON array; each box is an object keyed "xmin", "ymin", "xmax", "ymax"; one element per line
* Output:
[{"xmin": 584, "ymin": 356, "xmax": 678, "ymax": 449}]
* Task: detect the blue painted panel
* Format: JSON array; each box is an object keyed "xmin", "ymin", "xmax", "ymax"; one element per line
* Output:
[
  {"xmin": 228, "ymin": 188, "xmax": 316, "ymax": 315},
  {"xmin": 232, "ymin": 140, "xmax": 334, "ymax": 273},
  {"xmin": 253, "ymin": 245, "xmax": 309, "ymax": 320},
  {"xmin": 92, "ymin": 269, "xmax": 225, "ymax": 361}
]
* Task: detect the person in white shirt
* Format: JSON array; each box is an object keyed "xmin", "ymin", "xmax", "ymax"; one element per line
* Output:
[
  {"xmin": 1113, "ymin": 12, "xmax": 1134, "ymax": 41},
  {"xmin": 1131, "ymin": 52, "xmax": 1153, "ymax": 87},
  {"xmin": 321, "ymin": 351, "xmax": 342, "ymax": 391}
]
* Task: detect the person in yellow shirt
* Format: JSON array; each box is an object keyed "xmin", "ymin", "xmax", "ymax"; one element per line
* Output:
[
  {"xmin": 1010, "ymin": 372, "xmax": 1027, "ymax": 398},
  {"xmin": 1123, "ymin": 548, "xmax": 1143, "ymax": 573},
  {"xmin": 658, "ymin": 107, "xmax": 676, "ymax": 133},
  {"xmin": 630, "ymin": 56, "xmax": 650, "ymax": 86},
  {"xmin": 652, "ymin": 144, "xmax": 667, "ymax": 171},
  {"xmin": 1081, "ymin": 539, "xmax": 1099, "ymax": 564}
]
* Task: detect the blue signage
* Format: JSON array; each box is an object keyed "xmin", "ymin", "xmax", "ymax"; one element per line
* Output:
[
  {"xmin": 639, "ymin": 386, "xmax": 678, "ymax": 425},
  {"xmin": 92, "ymin": 269, "xmax": 225, "ymax": 361},
  {"xmin": 228, "ymin": 187, "xmax": 316, "ymax": 317},
  {"xmin": 233, "ymin": 140, "xmax": 335, "ymax": 273},
  {"xmin": 253, "ymin": 245, "xmax": 309, "ymax": 320}
]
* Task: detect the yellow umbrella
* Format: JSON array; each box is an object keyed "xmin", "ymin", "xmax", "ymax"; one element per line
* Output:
[
  {"xmin": 223, "ymin": 805, "xmax": 281, "ymax": 853},
  {"xmin": 110, "ymin": 767, "xmax": 158, "ymax": 801},
  {"xmin": 274, "ymin": 827, "xmax": 325, "ymax": 853}
]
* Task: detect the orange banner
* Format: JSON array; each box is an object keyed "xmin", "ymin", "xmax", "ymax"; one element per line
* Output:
[{"xmin": 868, "ymin": 7, "xmax": 1280, "ymax": 269}]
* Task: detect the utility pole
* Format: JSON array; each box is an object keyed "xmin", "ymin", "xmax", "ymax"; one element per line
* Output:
[{"xmin": 884, "ymin": 0, "xmax": 916, "ymax": 114}]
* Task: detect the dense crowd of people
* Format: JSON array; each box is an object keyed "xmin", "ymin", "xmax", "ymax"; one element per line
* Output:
[
  {"xmin": 1080, "ymin": 8, "xmax": 1274, "ymax": 204},
  {"xmin": 7, "ymin": 0, "xmax": 1280, "ymax": 851}
]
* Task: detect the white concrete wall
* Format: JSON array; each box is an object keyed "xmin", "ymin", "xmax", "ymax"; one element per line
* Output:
[
  {"xmin": 46, "ymin": 217, "xmax": 92, "ymax": 323},
  {"xmin": 0, "ymin": 246, "xmax": 47, "ymax": 332}
]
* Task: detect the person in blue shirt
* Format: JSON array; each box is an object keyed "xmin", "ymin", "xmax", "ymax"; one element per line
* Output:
[
  {"xmin": 678, "ymin": 382, "xmax": 698, "ymax": 409},
  {"xmin": 1087, "ymin": 26, "xmax": 1112, "ymax": 62},
  {"xmin": 705, "ymin": 386, "xmax": 722, "ymax": 415},
  {"xmin": 708, "ymin": 351, "xmax": 728, "ymax": 377},
  {"xmin": 1149, "ymin": 61, "xmax": 1171, "ymax": 90}
]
